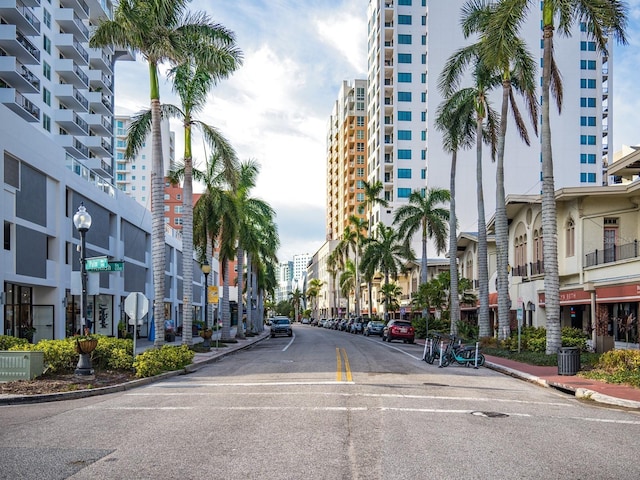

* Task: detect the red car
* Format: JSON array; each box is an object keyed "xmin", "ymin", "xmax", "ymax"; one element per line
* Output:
[{"xmin": 382, "ymin": 320, "xmax": 415, "ymax": 343}]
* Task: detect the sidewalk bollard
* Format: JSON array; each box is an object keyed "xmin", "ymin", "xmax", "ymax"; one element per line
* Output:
[
  {"xmin": 423, "ymin": 337, "xmax": 429, "ymax": 361},
  {"xmin": 438, "ymin": 341, "xmax": 444, "ymax": 368}
]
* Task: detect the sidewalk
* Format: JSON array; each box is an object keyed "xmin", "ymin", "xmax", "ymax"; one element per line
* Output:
[{"xmin": 414, "ymin": 338, "xmax": 640, "ymax": 409}]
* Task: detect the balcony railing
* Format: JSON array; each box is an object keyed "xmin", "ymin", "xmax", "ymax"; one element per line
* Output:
[
  {"xmin": 512, "ymin": 264, "xmax": 528, "ymax": 277},
  {"xmin": 585, "ymin": 240, "xmax": 639, "ymax": 267},
  {"xmin": 530, "ymin": 260, "xmax": 544, "ymax": 276}
]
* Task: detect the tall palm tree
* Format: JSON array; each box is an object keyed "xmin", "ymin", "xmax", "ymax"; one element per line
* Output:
[
  {"xmin": 193, "ymin": 150, "xmax": 239, "ymax": 342},
  {"xmin": 337, "ymin": 216, "xmax": 367, "ymax": 317},
  {"xmin": 132, "ymin": 65, "xmax": 239, "ymax": 346},
  {"xmin": 360, "ymin": 179, "xmax": 389, "ymax": 317},
  {"xmin": 440, "ymin": 50, "xmax": 498, "ymax": 338},
  {"xmin": 379, "ymin": 283, "xmax": 402, "ymax": 319},
  {"xmin": 307, "ymin": 278, "xmax": 324, "ymax": 322},
  {"xmin": 460, "ymin": 0, "xmax": 539, "ymax": 340},
  {"xmin": 90, "ymin": 0, "xmax": 242, "ymax": 347},
  {"xmin": 327, "ymin": 250, "xmax": 341, "ymax": 318},
  {"xmin": 493, "ymin": 0, "xmax": 627, "ymax": 352},
  {"xmin": 360, "ymin": 223, "xmax": 415, "ymax": 320},
  {"xmin": 435, "ymin": 89, "xmax": 476, "ymax": 336},
  {"xmin": 339, "ymin": 259, "xmax": 357, "ymax": 318}
]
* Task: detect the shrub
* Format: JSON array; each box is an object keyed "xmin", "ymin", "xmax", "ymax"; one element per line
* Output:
[
  {"xmin": 0, "ymin": 335, "xmax": 29, "ymax": 350},
  {"xmin": 413, "ymin": 317, "xmax": 450, "ymax": 338},
  {"xmin": 133, "ymin": 345, "xmax": 195, "ymax": 378},
  {"xmin": 93, "ymin": 336, "xmax": 134, "ymax": 371},
  {"xmin": 561, "ymin": 327, "xmax": 588, "ymax": 351},
  {"xmin": 595, "ymin": 349, "xmax": 640, "ymax": 373},
  {"xmin": 9, "ymin": 338, "xmax": 78, "ymax": 373}
]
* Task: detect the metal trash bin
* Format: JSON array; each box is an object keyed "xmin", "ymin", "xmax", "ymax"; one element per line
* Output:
[{"xmin": 557, "ymin": 347, "xmax": 580, "ymax": 375}]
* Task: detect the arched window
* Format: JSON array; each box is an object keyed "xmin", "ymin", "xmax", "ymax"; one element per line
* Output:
[
  {"xmin": 533, "ymin": 228, "xmax": 544, "ymax": 274},
  {"xmin": 566, "ymin": 219, "xmax": 575, "ymax": 257}
]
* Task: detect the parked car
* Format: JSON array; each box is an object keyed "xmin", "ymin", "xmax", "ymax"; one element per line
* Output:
[
  {"xmin": 301, "ymin": 317, "xmax": 310, "ymax": 324},
  {"xmin": 350, "ymin": 321, "xmax": 363, "ymax": 334},
  {"xmin": 364, "ymin": 321, "xmax": 384, "ymax": 336},
  {"xmin": 382, "ymin": 320, "xmax": 415, "ymax": 343}
]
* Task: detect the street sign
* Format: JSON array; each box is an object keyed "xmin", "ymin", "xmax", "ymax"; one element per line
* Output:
[
  {"xmin": 85, "ymin": 256, "xmax": 108, "ymax": 271},
  {"xmin": 108, "ymin": 261, "xmax": 124, "ymax": 272},
  {"xmin": 86, "ymin": 259, "xmax": 124, "ymax": 272},
  {"xmin": 125, "ymin": 292, "xmax": 149, "ymax": 326}
]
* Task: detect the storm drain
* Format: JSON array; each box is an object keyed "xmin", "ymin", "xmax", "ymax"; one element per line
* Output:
[{"xmin": 471, "ymin": 411, "xmax": 509, "ymax": 418}]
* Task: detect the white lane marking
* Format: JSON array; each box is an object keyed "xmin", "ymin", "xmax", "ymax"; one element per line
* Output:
[
  {"xmin": 283, "ymin": 333, "xmax": 295, "ymax": 351},
  {"xmin": 365, "ymin": 336, "xmax": 423, "ymax": 361},
  {"xmin": 127, "ymin": 388, "xmax": 570, "ymax": 407}
]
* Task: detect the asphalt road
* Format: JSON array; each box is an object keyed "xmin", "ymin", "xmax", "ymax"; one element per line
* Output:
[{"xmin": 1, "ymin": 324, "xmax": 639, "ymax": 480}]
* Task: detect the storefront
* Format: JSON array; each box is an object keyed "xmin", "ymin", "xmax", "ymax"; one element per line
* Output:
[{"xmin": 595, "ymin": 284, "xmax": 639, "ymax": 344}]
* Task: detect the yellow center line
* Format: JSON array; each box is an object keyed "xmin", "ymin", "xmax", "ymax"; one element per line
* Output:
[
  {"xmin": 341, "ymin": 348, "xmax": 353, "ymax": 382},
  {"xmin": 336, "ymin": 348, "xmax": 353, "ymax": 382}
]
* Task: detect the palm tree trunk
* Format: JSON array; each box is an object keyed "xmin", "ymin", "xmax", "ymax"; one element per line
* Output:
[
  {"xmin": 236, "ymin": 247, "xmax": 245, "ymax": 339},
  {"xmin": 449, "ymin": 150, "xmax": 460, "ymax": 336},
  {"xmin": 182, "ymin": 126, "xmax": 194, "ymax": 347},
  {"xmin": 542, "ymin": 22, "xmax": 561, "ymax": 353},
  {"xmin": 476, "ymin": 117, "xmax": 491, "ymax": 338},
  {"xmin": 150, "ymin": 86, "xmax": 166, "ymax": 347},
  {"xmin": 221, "ymin": 259, "xmax": 232, "ymax": 341},
  {"xmin": 421, "ymin": 221, "xmax": 428, "ymax": 322},
  {"xmin": 496, "ymin": 79, "xmax": 511, "ymax": 340}
]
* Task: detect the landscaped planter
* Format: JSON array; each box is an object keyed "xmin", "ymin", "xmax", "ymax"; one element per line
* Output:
[{"xmin": 0, "ymin": 351, "xmax": 44, "ymax": 381}]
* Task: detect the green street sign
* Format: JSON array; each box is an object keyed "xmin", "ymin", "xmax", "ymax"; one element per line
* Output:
[
  {"xmin": 85, "ymin": 256, "xmax": 108, "ymax": 271},
  {"xmin": 108, "ymin": 262, "xmax": 124, "ymax": 272}
]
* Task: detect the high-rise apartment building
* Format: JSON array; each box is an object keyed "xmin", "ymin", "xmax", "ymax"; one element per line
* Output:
[
  {"xmin": 326, "ymin": 79, "xmax": 368, "ymax": 240},
  {"xmin": 366, "ymin": 1, "xmax": 612, "ymax": 246},
  {"xmin": 293, "ymin": 253, "xmax": 312, "ymax": 283},
  {"xmin": 114, "ymin": 114, "xmax": 175, "ymax": 207},
  {"xmin": 0, "ymin": 0, "xmax": 128, "ymax": 182}
]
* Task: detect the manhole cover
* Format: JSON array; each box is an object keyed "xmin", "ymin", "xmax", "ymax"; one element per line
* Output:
[{"xmin": 471, "ymin": 411, "xmax": 509, "ymax": 418}]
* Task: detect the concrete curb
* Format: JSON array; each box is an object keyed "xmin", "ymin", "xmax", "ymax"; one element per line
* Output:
[
  {"xmin": 0, "ymin": 333, "xmax": 270, "ymax": 406},
  {"xmin": 486, "ymin": 361, "xmax": 640, "ymax": 410}
]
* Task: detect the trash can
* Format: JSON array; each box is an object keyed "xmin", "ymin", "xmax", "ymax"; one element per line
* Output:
[{"xmin": 557, "ymin": 347, "xmax": 581, "ymax": 375}]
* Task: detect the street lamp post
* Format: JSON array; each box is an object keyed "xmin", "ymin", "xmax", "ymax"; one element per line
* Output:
[
  {"xmin": 73, "ymin": 203, "xmax": 92, "ymax": 375},
  {"xmin": 201, "ymin": 260, "xmax": 211, "ymax": 348}
]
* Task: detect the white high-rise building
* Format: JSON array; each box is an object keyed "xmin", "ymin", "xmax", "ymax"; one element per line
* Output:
[
  {"xmin": 114, "ymin": 114, "xmax": 175, "ymax": 207},
  {"xmin": 292, "ymin": 253, "xmax": 312, "ymax": 283},
  {"xmin": 367, "ymin": 1, "xmax": 612, "ymax": 248}
]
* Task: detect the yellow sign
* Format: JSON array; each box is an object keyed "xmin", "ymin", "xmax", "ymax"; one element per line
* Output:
[{"xmin": 207, "ymin": 285, "xmax": 218, "ymax": 304}]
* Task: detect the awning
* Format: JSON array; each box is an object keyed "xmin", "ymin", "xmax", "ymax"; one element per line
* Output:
[
  {"xmin": 596, "ymin": 284, "xmax": 640, "ymax": 303},
  {"xmin": 539, "ymin": 289, "xmax": 592, "ymax": 307},
  {"xmin": 489, "ymin": 292, "xmax": 498, "ymax": 308}
]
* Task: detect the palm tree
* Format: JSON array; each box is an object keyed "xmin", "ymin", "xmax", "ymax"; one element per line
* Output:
[
  {"xmin": 289, "ymin": 288, "xmax": 304, "ymax": 323},
  {"xmin": 327, "ymin": 250, "xmax": 341, "ymax": 318},
  {"xmin": 90, "ymin": 0, "xmax": 242, "ymax": 347},
  {"xmin": 193, "ymin": 151, "xmax": 239, "ymax": 343},
  {"xmin": 379, "ymin": 283, "xmax": 402, "ymax": 319},
  {"xmin": 360, "ymin": 223, "xmax": 415, "ymax": 320},
  {"xmin": 360, "ymin": 179, "xmax": 389, "ymax": 317},
  {"xmin": 493, "ymin": 0, "xmax": 627, "ymax": 352},
  {"xmin": 132, "ymin": 65, "xmax": 239, "ymax": 346},
  {"xmin": 460, "ymin": 0, "xmax": 539, "ymax": 340},
  {"xmin": 440, "ymin": 51, "xmax": 498, "ymax": 338},
  {"xmin": 307, "ymin": 278, "xmax": 324, "ymax": 322},
  {"xmin": 435, "ymin": 89, "xmax": 476, "ymax": 336},
  {"xmin": 337, "ymin": 216, "xmax": 367, "ymax": 317},
  {"xmin": 339, "ymin": 260, "xmax": 356, "ymax": 318}
]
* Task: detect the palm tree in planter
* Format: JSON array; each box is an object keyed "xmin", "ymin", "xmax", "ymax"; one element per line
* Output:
[{"xmin": 90, "ymin": 0, "xmax": 242, "ymax": 347}]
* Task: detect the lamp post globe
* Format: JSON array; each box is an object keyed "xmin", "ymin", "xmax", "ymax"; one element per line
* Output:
[
  {"xmin": 74, "ymin": 203, "xmax": 93, "ymax": 376},
  {"xmin": 201, "ymin": 260, "xmax": 211, "ymax": 347}
]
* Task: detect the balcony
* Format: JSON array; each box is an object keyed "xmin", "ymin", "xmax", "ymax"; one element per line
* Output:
[
  {"xmin": 0, "ymin": 87, "xmax": 39, "ymax": 121},
  {"xmin": 86, "ymin": 90, "xmax": 112, "ymax": 115},
  {"xmin": 585, "ymin": 240, "xmax": 639, "ymax": 267},
  {"xmin": 0, "ymin": 56, "xmax": 39, "ymax": 92},
  {"xmin": 54, "ymin": 8, "xmax": 89, "ymax": 40},
  {"xmin": 55, "ymin": 109, "xmax": 89, "ymax": 135},
  {"xmin": 55, "ymin": 83, "xmax": 88, "ymax": 111},
  {"xmin": 56, "ymin": 134, "xmax": 88, "ymax": 158},
  {"xmin": 84, "ymin": 113, "xmax": 112, "ymax": 135},
  {"xmin": 0, "ymin": 0, "xmax": 41, "ymax": 36},
  {"xmin": 56, "ymin": 33, "xmax": 89, "ymax": 64},
  {"xmin": 55, "ymin": 58, "xmax": 88, "ymax": 88},
  {"xmin": 88, "ymin": 48, "xmax": 113, "ymax": 73},
  {"xmin": 530, "ymin": 260, "xmax": 545, "ymax": 276},
  {"xmin": 59, "ymin": 0, "xmax": 89, "ymax": 18},
  {"xmin": 0, "ymin": 26, "xmax": 40, "ymax": 63},
  {"xmin": 512, "ymin": 264, "xmax": 528, "ymax": 277},
  {"xmin": 86, "ymin": 68, "xmax": 113, "ymax": 93}
]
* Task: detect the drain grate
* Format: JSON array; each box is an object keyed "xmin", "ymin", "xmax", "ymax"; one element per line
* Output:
[{"xmin": 471, "ymin": 411, "xmax": 509, "ymax": 418}]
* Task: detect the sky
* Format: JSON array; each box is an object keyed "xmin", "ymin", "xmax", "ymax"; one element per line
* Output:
[{"xmin": 113, "ymin": 0, "xmax": 640, "ymax": 263}]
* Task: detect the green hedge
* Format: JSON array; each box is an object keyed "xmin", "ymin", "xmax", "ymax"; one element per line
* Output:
[{"xmin": 133, "ymin": 344, "xmax": 195, "ymax": 378}]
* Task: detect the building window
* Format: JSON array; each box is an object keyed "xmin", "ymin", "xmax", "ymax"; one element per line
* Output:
[
  {"xmin": 398, "ymin": 0, "xmax": 412, "ymax": 4},
  {"xmin": 164, "ymin": 194, "xmax": 170, "ymax": 200},
  {"xmin": 398, "ymin": 150, "xmax": 412, "ymax": 160},
  {"xmin": 43, "ymin": 9, "xmax": 51, "ymax": 29},
  {"xmin": 580, "ymin": 60, "xmax": 597, "ymax": 70},
  {"xmin": 566, "ymin": 219, "xmax": 575, "ymax": 257},
  {"xmin": 398, "ymin": 111, "xmax": 412, "ymax": 121},
  {"xmin": 398, "ymin": 34, "xmax": 412, "ymax": 44},
  {"xmin": 580, "ymin": 41, "xmax": 596, "ymax": 51},
  {"xmin": 42, "ymin": 114, "xmax": 51, "ymax": 132},
  {"xmin": 421, "ymin": 169, "xmax": 426, "ymax": 179},
  {"xmin": 174, "ymin": 218, "xmax": 183, "ymax": 226},
  {"xmin": 356, "ymin": 193, "xmax": 364, "ymax": 202},
  {"xmin": 176, "ymin": 194, "xmax": 181, "ymax": 200},
  {"xmin": 398, "ymin": 72, "xmax": 412, "ymax": 83},
  {"xmin": 398, "ymin": 188, "xmax": 411, "ymax": 198},
  {"xmin": 43, "ymin": 62, "xmax": 51, "ymax": 80},
  {"xmin": 356, "ymin": 155, "xmax": 365, "ymax": 164},
  {"xmin": 580, "ymin": 97, "xmax": 596, "ymax": 108},
  {"xmin": 580, "ymin": 116, "xmax": 597, "ymax": 126},
  {"xmin": 175, "ymin": 206, "xmax": 184, "ymax": 213},
  {"xmin": 398, "ymin": 53, "xmax": 412, "ymax": 63},
  {"xmin": 398, "ymin": 168, "xmax": 412, "ymax": 179},
  {"xmin": 356, "ymin": 116, "xmax": 365, "ymax": 126},
  {"xmin": 43, "ymin": 35, "xmax": 51, "ymax": 54},
  {"xmin": 580, "ymin": 153, "xmax": 597, "ymax": 164},
  {"xmin": 398, "ymin": 130, "xmax": 411, "ymax": 140},
  {"xmin": 356, "ymin": 168, "xmax": 365, "ymax": 177},
  {"xmin": 42, "ymin": 88, "xmax": 50, "ymax": 106},
  {"xmin": 580, "ymin": 78, "xmax": 596, "ymax": 89},
  {"xmin": 398, "ymin": 15, "xmax": 412, "ymax": 25},
  {"xmin": 533, "ymin": 228, "xmax": 543, "ymax": 270},
  {"xmin": 356, "ymin": 142, "xmax": 365, "ymax": 152},
  {"xmin": 580, "ymin": 135, "xmax": 596, "ymax": 145},
  {"xmin": 398, "ymin": 91, "xmax": 412, "ymax": 102}
]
